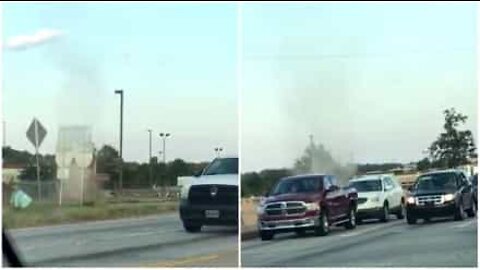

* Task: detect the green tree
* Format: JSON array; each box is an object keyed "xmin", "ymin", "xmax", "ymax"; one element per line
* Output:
[
  {"xmin": 428, "ymin": 108, "xmax": 476, "ymax": 168},
  {"xmin": 96, "ymin": 145, "xmax": 121, "ymax": 189},
  {"xmin": 416, "ymin": 158, "xmax": 431, "ymax": 171}
]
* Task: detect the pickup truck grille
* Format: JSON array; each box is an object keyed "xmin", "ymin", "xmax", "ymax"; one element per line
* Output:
[
  {"xmin": 358, "ymin": 198, "xmax": 368, "ymax": 204},
  {"xmin": 264, "ymin": 201, "xmax": 307, "ymax": 216},
  {"xmin": 416, "ymin": 195, "xmax": 443, "ymax": 206},
  {"xmin": 188, "ymin": 185, "xmax": 238, "ymax": 206}
]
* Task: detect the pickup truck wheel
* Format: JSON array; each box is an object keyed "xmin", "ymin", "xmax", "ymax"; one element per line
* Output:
[
  {"xmin": 183, "ymin": 222, "xmax": 202, "ymax": 233},
  {"xmin": 344, "ymin": 208, "xmax": 356, "ymax": 229},
  {"xmin": 396, "ymin": 203, "xmax": 405, "ymax": 219},
  {"xmin": 260, "ymin": 230, "xmax": 274, "ymax": 241},
  {"xmin": 380, "ymin": 203, "xmax": 389, "ymax": 223},
  {"xmin": 454, "ymin": 202, "xmax": 466, "ymax": 221},
  {"xmin": 406, "ymin": 213, "xmax": 417, "ymax": 225},
  {"xmin": 466, "ymin": 199, "xmax": 476, "ymax": 217},
  {"xmin": 314, "ymin": 211, "xmax": 329, "ymax": 236}
]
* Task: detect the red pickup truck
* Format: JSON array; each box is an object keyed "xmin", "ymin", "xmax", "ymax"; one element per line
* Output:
[{"xmin": 257, "ymin": 174, "xmax": 358, "ymax": 240}]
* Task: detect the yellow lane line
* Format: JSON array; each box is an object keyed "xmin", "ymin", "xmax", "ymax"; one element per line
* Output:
[{"xmin": 143, "ymin": 250, "xmax": 236, "ymax": 267}]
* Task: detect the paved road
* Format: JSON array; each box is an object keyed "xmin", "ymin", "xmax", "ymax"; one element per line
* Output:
[
  {"xmin": 242, "ymin": 216, "xmax": 477, "ymax": 267},
  {"xmin": 7, "ymin": 213, "xmax": 238, "ymax": 267}
]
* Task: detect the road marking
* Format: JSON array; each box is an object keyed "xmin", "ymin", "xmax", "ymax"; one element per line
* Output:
[
  {"xmin": 143, "ymin": 253, "xmax": 220, "ymax": 267},
  {"xmin": 338, "ymin": 221, "xmax": 399, "ymax": 238},
  {"xmin": 452, "ymin": 219, "xmax": 477, "ymax": 229}
]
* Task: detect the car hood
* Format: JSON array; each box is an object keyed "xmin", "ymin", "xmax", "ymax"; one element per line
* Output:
[
  {"xmin": 357, "ymin": 191, "xmax": 383, "ymax": 198},
  {"xmin": 190, "ymin": 174, "xmax": 238, "ymax": 187},
  {"xmin": 265, "ymin": 192, "xmax": 320, "ymax": 203},
  {"xmin": 410, "ymin": 189, "xmax": 455, "ymax": 196}
]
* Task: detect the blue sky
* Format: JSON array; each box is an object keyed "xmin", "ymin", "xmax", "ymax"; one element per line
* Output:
[
  {"xmin": 3, "ymin": 3, "xmax": 238, "ymax": 163},
  {"xmin": 2, "ymin": 3, "xmax": 478, "ymax": 171},
  {"xmin": 241, "ymin": 3, "xmax": 478, "ymax": 171}
]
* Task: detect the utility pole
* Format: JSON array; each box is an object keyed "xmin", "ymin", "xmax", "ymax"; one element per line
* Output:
[
  {"xmin": 159, "ymin": 133, "xmax": 171, "ymax": 164},
  {"xmin": 114, "ymin": 89, "xmax": 124, "ymax": 194},
  {"xmin": 214, "ymin": 147, "xmax": 224, "ymax": 157},
  {"xmin": 147, "ymin": 129, "xmax": 153, "ymax": 186}
]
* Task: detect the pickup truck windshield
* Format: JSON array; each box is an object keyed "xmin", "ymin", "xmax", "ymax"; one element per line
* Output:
[
  {"xmin": 202, "ymin": 158, "xmax": 238, "ymax": 175},
  {"xmin": 271, "ymin": 177, "xmax": 322, "ymax": 195},
  {"xmin": 414, "ymin": 173, "xmax": 457, "ymax": 191},
  {"xmin": 350, "ymin": 180, "xmax": 382, "ymax": 192}
]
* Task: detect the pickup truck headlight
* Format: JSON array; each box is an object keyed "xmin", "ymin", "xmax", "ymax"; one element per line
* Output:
[
  {"xmin": 305, "ymin": 203, "xmax": 320, "ymax": 211},
  {"xmin": 407, "ymin": 197, "xmax": 416, "ymax": 204},
  {"xmin": 257, "ymin": 205, "xmax": 265, "ymax": 215},
  {"xmin": 443, "ymin": 194, "xmax": 454, "ymax": 202}
]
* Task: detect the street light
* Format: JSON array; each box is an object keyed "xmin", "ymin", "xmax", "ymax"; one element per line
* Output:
[
  {"xmin": 214, "ymin": 147, "xmax": 224, "ymax": 158},
  {"xmin": 114, "ymin": 89, "xmax": 124, "ymax": 192},
  {"xmin": 147, "ymin": 129, "xmax": 153, "ymax": 186},
  {"xmin": 159, "ymin": 132, "xmax": 171, "ymax": 163}
]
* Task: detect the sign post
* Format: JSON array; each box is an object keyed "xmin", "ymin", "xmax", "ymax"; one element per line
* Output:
[{"xmin": 26, "ymin": 118, "xmax": 47, "ymax": 201}]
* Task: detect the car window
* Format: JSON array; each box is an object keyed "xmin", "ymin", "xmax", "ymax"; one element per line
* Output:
[
  {"xmin": 330, "ymin": 176, "xmax": 338, "ymax": 187},
  {"xmin": 324, "ymin": 177, "xmax": 333, "ymax": 190},
  {"xmin": 350, "ymin": 180, "xmax": 382, "ymax": 192},
  {"xmin": 415, "ymin": 173, "xmax": 457, "ymax": 191},
  {"xmin": 271, "ymin": 176, "xmax": 323, "ymax": 195},
  {"xmin": 202, "ymin": 158, "xmax": 238, "ymax": 175}
]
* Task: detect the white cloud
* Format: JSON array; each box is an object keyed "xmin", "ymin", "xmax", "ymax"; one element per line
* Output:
[{"xmin": 5, "ymin": 29, "xmax": 64, "ymax": 50}]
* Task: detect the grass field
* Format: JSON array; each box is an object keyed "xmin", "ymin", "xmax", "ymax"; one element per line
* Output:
[{"xmin": 3, "ymin": 199, "xmax": 178, "ymax": 229}]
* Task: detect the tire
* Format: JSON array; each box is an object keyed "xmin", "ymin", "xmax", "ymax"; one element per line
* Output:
[
  {"xmin": 183, "ymin": 222, "xmax": 202, "ymax": 233},
  {"xmin": 466, "ymin": 198, "xmax": 476, "ymax": 218},
  {"xmin": 406, "ymin": 213, "xmax": 417, "ymax": 225},
  {"xmin": 379, "ymin": 203, "xmax": 389, "ymax": 223},
  {"xmin": 396, "ymin": 202, "xmax": 405, "ymax": 220},
  {"xmin": 314, "ymin": 210, "xmax": 329, "ymax": 236},
  {"xmin": 344, "ymin": 207, "xmax": 356, "ymax": 230},
  {"xmin": 454, "ymin": 202, "xmax": 466, "ymax": 221},
  {"xmin": 260, "ymin": 230, "xmax": 274, "ymax": 241}
]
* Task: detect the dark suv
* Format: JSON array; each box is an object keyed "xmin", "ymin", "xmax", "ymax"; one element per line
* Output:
[
  {"xmin": 471, "ymin": 174, "xmax": 477, "ymax": 207},
  {"xmin": 405, "ymin": 170, "xmax": 476, "ymax": 224}
]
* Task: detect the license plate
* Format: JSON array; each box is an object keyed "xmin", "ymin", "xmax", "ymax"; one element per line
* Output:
[{"xmin": 205, "ymin": 210, "xmax": 220, "ymax": 218}]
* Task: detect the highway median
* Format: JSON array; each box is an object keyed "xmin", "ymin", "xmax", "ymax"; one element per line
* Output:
[{"xmin": 3, "ymin": 199, "xmax": 178, "ymax": 229}]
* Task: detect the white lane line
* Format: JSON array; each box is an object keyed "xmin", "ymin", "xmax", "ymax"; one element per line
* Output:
[
  {"xmin": 338, "ymin": 222, "xmax": 399, "ymax": 237},
  {"xmin": 452, "ymin": 219, "xmax": 477, "ymax": 229},
  {"xmin": 19, "ymin": 229, "xmax": 177, "ymax": 251}
]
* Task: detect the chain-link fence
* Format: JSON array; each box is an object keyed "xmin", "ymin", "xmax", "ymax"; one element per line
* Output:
[{"xmin": 7, "ymin": 180, "xmax": 59, "ymax": 203}]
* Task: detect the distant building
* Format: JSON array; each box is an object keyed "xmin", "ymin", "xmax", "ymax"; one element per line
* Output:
[{"xmin": 2, "ymin": 163, "xmax": 25, "ymax": 184}]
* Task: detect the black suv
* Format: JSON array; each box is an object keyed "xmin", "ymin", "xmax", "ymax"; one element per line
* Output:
[
  {"xmin": 471, "ymin": 174, "xmax": 477, "ymax": 207},
  {"xmin": 406, "ymin": 170, "xmax": 476, "ymax": 224}
]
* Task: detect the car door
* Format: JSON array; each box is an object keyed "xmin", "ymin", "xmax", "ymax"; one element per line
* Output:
[
  {"xmin": 385, "ymin": 176, "xmax": 401, "ymax": 208},
  {"xmin": 383, "ymin": 177, "xmax": 395, "ymax": 207},
  {"xmin": 323, "ymin": 176, "xmax": 344, "ymax": 222},
  {"xmin": 458, "ymin": 172, "xmax": 473, "ymax": 208}
]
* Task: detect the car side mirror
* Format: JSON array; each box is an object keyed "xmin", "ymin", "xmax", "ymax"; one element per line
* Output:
[
  {"xmin": 326, "ymin": 185, "xmax": 338, "ymax": 192},
  {"xmin": 194, "ymin": 170, "xmax": 202, "ymax": 177}
]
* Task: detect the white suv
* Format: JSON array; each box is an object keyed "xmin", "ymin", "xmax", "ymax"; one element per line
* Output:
[{"xmin": 349, "ymin": 174, "xmax": 405, "ymax": 223}]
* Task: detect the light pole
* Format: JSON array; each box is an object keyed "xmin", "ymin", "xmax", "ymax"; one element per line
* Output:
[
  {"xmin": 147, "ymin": 129, "xmax": 153, "ymax": 186},
  {"xmin": 214, "ymin": 147, "xmax": 224, "ymax": 158},
  {"xmin": 114, "ymin": 89, "xmax": 124, "ymax": 193},
  {"xmin": 159, "ymin": 133, "xmax": 170, "ymax": 164}
]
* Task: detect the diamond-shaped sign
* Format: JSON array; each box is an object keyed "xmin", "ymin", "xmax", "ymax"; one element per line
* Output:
[{"xmin": 26, "ymin": 118, "xmax": 47, "ymax": 148}]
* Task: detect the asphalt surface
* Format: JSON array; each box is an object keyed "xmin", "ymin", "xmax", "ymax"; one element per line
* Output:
[
  {"xmin": 241, "ymin": 215, "xmax": 477, "ymax": 267},
  {"xmin": 7, "ymin": 213, "xmax": 238, "ymax": 267}
]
